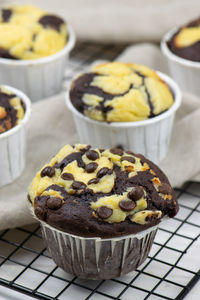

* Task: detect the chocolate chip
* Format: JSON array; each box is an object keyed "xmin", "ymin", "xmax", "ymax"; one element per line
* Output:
[
  {"xmin": 72, "ymin": 181, "xmax": 87, "ymax": 190},
  {"xmin": 39, "ymin": 15, "xmax": 64, "ymax": 31},
  {"xmin": 85, "ymin": 162, "xmax": 98, "ymax": 173},
  {"xmin": 128, "ymin": 186, "xmax": 144, "ymax": 201},
  {"xmin": 96, "ymin": 206, "xmax": 113, "ymax": 219},
  {"xmin": 35, "ymin": 206, "xmax": 46, "ymax": 220},
  {"xmin": 61, "ymin": 172, "xmax": 74, "ymax": 180},
  {"xmin": 119, "ymin": 200, "xmax": 136, "ymax": 211},
  {"xmin": 2, "ymin": 9, "xmax": 12, "ymax": 22},
  {"xmin": 110, "ymin": 147, "xmax": 123, "ymax": 156},
  {"xmin": 121, "ymin": 156, "xmax": 135, "ymax": 164},
  {"xmin": 99, "ymin": 149, "xmax": 105, "ymax": 153},
  {"xmin": 88, "ymin": 178, "xmax": 100, "ymax": 185},
  {"xmin": 97, "ymin": 167, "xmax": 112, "ymax": 178},
  {"xmin": 86, "ymin": 150, "xmax": 99, "ymax": 160},
  {"xmin": 80, "ymin": 145, "xmax": 91, "ymax": 152},
  {"xmin": 41, "ymin": 166, "xmax": 55, "ymax": 178},
  {"xmin": 126, "ymin": 151, "xmax": 135, "ymax": 156},
  {"xmin": 158, "ymin": 183, "xmax": 171, "ymax": 195},
  {"xmin": 46, "ymin": 197, "xmax": 62, "ymax": 210}
]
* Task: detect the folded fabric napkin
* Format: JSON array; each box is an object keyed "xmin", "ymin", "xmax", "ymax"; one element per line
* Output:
[
  {"xmin": 0, "ymin": 43, "xmax": 200, "ymax": 231},
  {"xmin": 1, "ymin": 0, "xmax": 200, "ymax": 43}
]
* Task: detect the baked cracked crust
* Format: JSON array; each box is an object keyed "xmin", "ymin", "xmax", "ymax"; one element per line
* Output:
[
  {"xmin": 0, "ymin": 4, "xmax": 67, "ymax": 60},
  {"xmin": 0, "ymin": 86, "xmax": 25, "ymax": 133},
  {"xmin": 167, "ymin": 17, "xmax": 200, "ymax": 62},
  {"xmin": 69, "ymin": 62, "xmax": 174, "ymax": 122},
  {"xmin": 28, "ymin": 144, "xmax": 178, "ymax": 238}
]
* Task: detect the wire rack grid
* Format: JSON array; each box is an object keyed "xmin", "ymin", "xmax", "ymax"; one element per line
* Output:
[{"xmin": 0, "ymin": 43, "xmax": 200, "ymax": 300}]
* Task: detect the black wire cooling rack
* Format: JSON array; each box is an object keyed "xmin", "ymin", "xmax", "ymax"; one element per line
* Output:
[{"xmin": 0, "ymin": 43, "xmax": 200, "ymax": 300}]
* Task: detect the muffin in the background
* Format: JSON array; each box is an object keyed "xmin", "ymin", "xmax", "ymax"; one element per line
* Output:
[
  {"xmin": 0, "ymin": 4, "xmax": 68, "ymax": 60},
  {"xmin": 0, "ymin": 4, "xmax": 75, "ymax": 101},
  {"xmin": 28, "ymin": 144, "xmax": 178, "ymax": 279},
  {"xmin": 67, "ymin": 62, "xmax": 181, "ymax": 163},
  {"xmin": 161, "ymin": 17, "xmax": 200, "ymax": 96},
  {"xmin": 0, "ymin": 86, "xmax": 25, "ymax": 133},
  {"xmin": 0, "ymin": 85, "xmax": 31, "ymax": 187},
  {"xmin": 167, "ymin": 17, "xmax": 200, "ymax": 62}
]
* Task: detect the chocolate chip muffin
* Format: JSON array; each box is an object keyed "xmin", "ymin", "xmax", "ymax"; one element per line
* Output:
[
  {"xmin": 0, "ymin": 86, "xmax": 25, "ymax": 134},
  {"xmin": 167, "ymin": 17, "xmax": 200, "ymax": 62},
  {"xmin": 0, "ymin": 4, "xmax": 68, "ymax": 60},
  {"xmin": 29, "ymin": 144, "xmax": 178, "ymax": 238},
  {"xmin": 28, "ymin": 144, "xmax": 178, "ymax": 279},
  {"xmin": 70, "ymin": 62, "xmax": 174, "ymax": 122}
]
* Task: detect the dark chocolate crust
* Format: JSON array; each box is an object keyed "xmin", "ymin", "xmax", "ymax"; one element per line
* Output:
[
  {"xmin": 30, "ymin": 145, "xmax": 178, "ymax": 239},
  {"xmin": 167, "ymin": 17, "xmax": 200, "ymax": 62},
  {"xmin": 0, "ymin": 47, "xmax": 18, "ymax": 60},
  {"xmin": 38, "ymin": 15, "xmax": 65, "ymax": 31},
  {"xmin": 70, "ymin": 73, "xmax": 114, "ymax": 116},
  {"xmin": 1, "ymin": 9, "xmax": 12, "ymax": 22}
]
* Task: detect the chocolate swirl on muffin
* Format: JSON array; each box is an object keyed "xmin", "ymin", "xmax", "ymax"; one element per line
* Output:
[
  {"xmin": 0, "ymin": 4, "xmax": 67, "ymax": 60},
  {"xmin": 0, "ymin": 87, "xmax": 25, "ymax": 133},
  {"xmin": 70, "ymin": 62, "xmax": 174, "ymax": 122},
  {"xmin": 167, "ymin": 17, "xmax": 200, "ymax": 62},
  {"xmin": 28, "ymin": 144, "xmax": 178, "ymax": 238}
]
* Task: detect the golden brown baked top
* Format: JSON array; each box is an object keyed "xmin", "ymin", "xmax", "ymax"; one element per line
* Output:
[
  {"xmin": 28, "ymin": 144, "xmax": 178, "ymax": 238},
  {"xmin": 0, "ymin": 86, "xmax": 25, "ymax": 133},
  {"xmin": 0, "ymin": 4, "xmax": 67, "ymax": 60},
  {"xmin": 70, "ymin": 62, "xmax": 174, "ymax": 122}
]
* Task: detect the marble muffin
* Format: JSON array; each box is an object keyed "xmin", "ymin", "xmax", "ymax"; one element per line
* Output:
[
  {"xmin": 167, "ymin": 17, "xmax": 200, "ymax": 62},
  {"xmin": 28, "ymin": 144, "xmax": 178, "ymax": 238},
  {"xmin": 0, "ymin": 86, "xmax": 25, "ymax": 134},
  {"xmin": 0, "ymin": 4, "xmax": 68, "ymax": 60},
  {"xmin": 70, "ymin": 62, "xmax": 174, "ymax": 123}
]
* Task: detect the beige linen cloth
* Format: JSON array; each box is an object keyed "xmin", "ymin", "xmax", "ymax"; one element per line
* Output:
[
  {"xmin": 0, "ymin": 43, "xmax": 200, "ymax": 231},
  {"xmin": 1, "ymin": 0, "xmax": 200, "ymax": 43}
]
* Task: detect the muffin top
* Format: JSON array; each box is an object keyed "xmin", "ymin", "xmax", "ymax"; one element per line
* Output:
[
  {"xmin": 167, "ymin": 17, "xmax": 200, "ymax": 62},
  {"xmin": 28, "ymin": 144, "xmax": 178, "ymax": 238},
  {"xmin": 70, "ymin": 62, "xmax": 174, "ymax": 122},
  {"xmin": 0, "ymin": 86, "xmax": 25, "ymax": 134},
  {"xmin": 0, "ymin": 4, "xmax": 67, "ymax": 60}
]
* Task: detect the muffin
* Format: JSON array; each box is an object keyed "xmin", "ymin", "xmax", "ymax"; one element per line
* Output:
[
  {"xmin": 0, "ymin": 85, "xmax": 31, "ymax": 187},
  {"xmin": 67, "ymin": 62, "xmax": 181, "ymax": 162},
  {"xmin": 167, "ymin": 17, "xmax": 200, "ymax": 62},
  {"xmin": 0, "ymin": 86, "xmax": 25, "ymax": 133},
  {"xmin": 28, "ymin": 144, "xmax": 178, "ymax": 279},
  {"xmin": 70, "ymin": 62, "xmax": 174, "ymax": 122},
  {"xmin": 161, "ymin": 17, "xmax": 200, "ymax": 96},
  {"xmin": 0, "ymin": 4, "xmax": 67, "ymax": 60},
  {"xmin": 0, "ymin": 4, "xmax": 75, "ymax": 101}
]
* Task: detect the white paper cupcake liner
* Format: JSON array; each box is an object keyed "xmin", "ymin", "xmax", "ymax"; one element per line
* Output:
[
  {"xmin": 0, "ymin": 25, "xmax": 75, "ymax": 102},
  {"xmin": 66, "ymin": 72, "xmax": 181, "ymax": 163},
  {"xmin": 161, "ymin": 28, "xmax": 200, "ymax": 97},
  {"xmin": 40, "ymin": 221, "xmax": 158, "ymax": 280},
  {"xmin": 0, "ymin": 85, "xmax": 31, "ymax": 188}
]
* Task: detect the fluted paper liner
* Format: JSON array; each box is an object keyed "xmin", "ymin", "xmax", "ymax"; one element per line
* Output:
[
  {"xmin": 30, "ymin": 201, "xmax": 161, "ymax": 280},
  {"xmin": 40, "ymin": 223, "xmax": 157, "ymax": 279}
]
